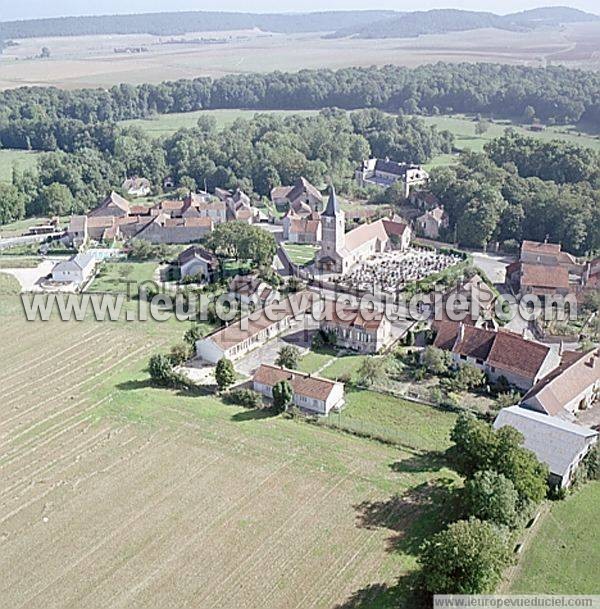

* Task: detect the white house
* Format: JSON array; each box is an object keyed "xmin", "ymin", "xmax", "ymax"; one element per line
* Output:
[
  {"xmin": 252, "ymin": 364, "xmax": 345, "ymax": 415},
  {"xmin": 51, "ymin": 252, "xmax": 98, "ymax": 288},
  {"xmin": 493, "ymin": 406, "xmax": 598, "ymax": 488},
  {"xmin": 122, "ymin": 176, "xmax": 151, "ymax": 198},
  {"xmin": 355, "ymin": 158, "xmax": 429, "ymax": 197},
  {"xmin": 178, "ymin": 246, "xmax": 219, "ymax": 282}
]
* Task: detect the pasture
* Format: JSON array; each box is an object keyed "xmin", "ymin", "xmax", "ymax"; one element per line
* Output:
[
  {"xmin": 121, "ymin": 109, "xmax": 318, "ymax": 137},
  {"xmin": 0, "ymin": 149, "xmax": 39, "ymax": 182},
  {"xmin": 509, "ymin": 482, "xmax": 600, "ymax": 595},
  {"xmin": 0, "ymin": 292, "xmax": 458, "ymax": 608},
  {"xmin": 1, "ymin": 23, "xmax": 599, "ymax": 90}
]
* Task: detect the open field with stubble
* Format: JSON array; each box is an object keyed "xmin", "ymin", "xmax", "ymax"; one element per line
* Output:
[
  {"xmin": 1, "ymin": 23, "xmax": 599, "ymax": 91},
  {"xmin": 0, "ymin": 292, "xmax": 457, "ymax": 609}
]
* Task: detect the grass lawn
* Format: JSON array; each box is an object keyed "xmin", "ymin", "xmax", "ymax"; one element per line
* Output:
[
  {"xmin": 0, "ymin": 257, "xmax": 41, "ymax": 269},
  {"xmin": 297, "ymin": 349, "xmax": 337, "ymax": 374},
  {"xmin": 87, "ymin": 261, "xmax": 157, "ymax": 293},
  {"xmin": 0, "ymin": 273, "xmax": 21, "ymax": 294},
  {"xmin": 282, "ymin": 242, "xmax": 319, "ymax": 266},
  {"xmin": 509, "ymin": 482, "xmax": 600, "ymax": 595},
  {"xmin": 332, "ymin": 388, "xmax": 458, "ymax": 453},
  {"xmin": 0, "ymin": 149, "xmax": 40, "ymax": 183},
  {"xmin": 322, "ymin": 353, "xmax": 369, "ymax": 383},
  {"xmin": 120, "ymin": 109, "xmax": 319, "ymax": 138}
]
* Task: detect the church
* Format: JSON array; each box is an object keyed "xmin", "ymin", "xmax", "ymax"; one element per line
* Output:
[{"xmin": 315, "ymin": 186, "xmax": 412, "ymax": 275}]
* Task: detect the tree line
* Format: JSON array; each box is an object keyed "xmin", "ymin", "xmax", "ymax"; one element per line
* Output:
[{"xmin": 1, "ymin": 63, "xmax": 599, "ymax": 152}]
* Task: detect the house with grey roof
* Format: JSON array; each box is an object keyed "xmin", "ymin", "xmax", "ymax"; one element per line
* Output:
[
  {"xmin": 355, "ymin": 158, "xmax": 429, "ymax": 197},
  {"xmin": 51, "ymin": 252, "xmax": 98, "ymax": 288},
  {"xmin": 493, "ymin": 406, "xmax": 598, "ymax": 488}
]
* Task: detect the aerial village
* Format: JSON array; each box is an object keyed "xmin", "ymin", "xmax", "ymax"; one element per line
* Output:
[{"xmin": 5, "ymin": 155, "xmax": 600, "ymax": 492}]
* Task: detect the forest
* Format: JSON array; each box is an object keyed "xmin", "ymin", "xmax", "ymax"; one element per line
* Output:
[
  {"xmin": 1, "ymin": 63, "xmax": 599, "ymax": 156},
  {"xmin": 429, "ymin": 133, "xmax": 600, "ymax": 255}
]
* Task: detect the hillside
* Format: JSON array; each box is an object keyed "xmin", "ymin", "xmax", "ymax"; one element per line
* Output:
[
  {"xmin": 328, "ymin": 6, "xmax": 599, "ymax": 39},
  {"xmin": 0, "ymin": 10, "xmax": 395, "ymax": 40}
]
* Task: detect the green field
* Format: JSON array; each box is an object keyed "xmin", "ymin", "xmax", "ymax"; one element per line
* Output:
[
  {"xmin": 509, "ymin": 482, "xmax": 600, "ymax": 594},
  {"xmin": 86, "ymin": 261, "xmax": 157, "ymax": 293},
  {"xmin": 0, "ymin": 149, "xmax": 40, "ymax": 182},
  {"xmin": 121, "ymin": 109, "xmax": 319, "ymax": 138},
  {"xmin": 282, "ymin": 242, "xmax": 319, "ymax": 266},
  {"xmin": 418, "ymin": 114, "xmax": 600, "ymax": 169}
]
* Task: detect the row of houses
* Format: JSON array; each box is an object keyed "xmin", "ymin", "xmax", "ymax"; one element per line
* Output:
[{"xmin": 67, "ymin": 187, "xmax": 265, "ymax": 247}]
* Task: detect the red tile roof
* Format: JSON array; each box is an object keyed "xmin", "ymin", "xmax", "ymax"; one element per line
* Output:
[
  {"xmin": 253, "ymin": 364, "xmax": 339, "ymax": 402},
  {"xmin": 522, "ymin": 240, "xmax": 562, "ymax": 255},
  {"xmin": 521, "ymin": 263, "xmax": 569, "ymax": 289}
]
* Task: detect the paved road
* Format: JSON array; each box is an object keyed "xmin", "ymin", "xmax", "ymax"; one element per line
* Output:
[{"xmin": 0, "ymin": 233, "xmax": 63, "ymax": 251}]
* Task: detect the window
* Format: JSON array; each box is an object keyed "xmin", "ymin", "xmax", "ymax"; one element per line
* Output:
[{"xmin": 460, "ymin": 355, "xmax": 467, "ymax": 361}]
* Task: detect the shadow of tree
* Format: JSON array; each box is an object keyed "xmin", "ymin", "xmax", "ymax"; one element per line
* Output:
[
  {"xmin": 333, "ymin": 573, "xmax": 428, "ymax": 609},
  {"xmin": 115, "ymin": 378, "xmax": 154, "ymax": 391},
  {"xmin": 230, "ymin": 408, "xmax": 279, "ymax": 422},
  {"xmin": 354, "ymin": 478, "xmax": 461, "ymax": 556},
  {"xmin": 389, "ymin": 451, "xmax": 448, "ymax": 474}
]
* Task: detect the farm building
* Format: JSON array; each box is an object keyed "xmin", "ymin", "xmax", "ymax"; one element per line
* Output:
[
  {"xmin": 493, "ymin": 406, "xmax": 598, "ymax": 488},
  {"xmin": 271, "ymin": 177, "xmax": 323, "ymax": 213},
  {"xmin": 522, "ymin": 349, "xmax": 600, "ymax": 418},
  {"xmin": 433, "ymin": 321, "xmax": 560, "ymax": 391},
  {"xmin": 195, "ymin": 292, "xmax": 315, "ymax": 364},
  {"xmin": 252, "ymin": 364, "xmax": 345, "ymax": 415}
]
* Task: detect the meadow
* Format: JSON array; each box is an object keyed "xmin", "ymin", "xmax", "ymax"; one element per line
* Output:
[
  {"xmin": 0, "ymin": 149, "xmax": 40, "ymax": 182},
  {"xmin": 0, "ymin": 292, "xmax": 459, "ymax": 608},
  {"xmin": 508, "ymin": 482, "xmax": 600, "ymax": 595},
  {"xmin": 121, "ymin": 109, "xmax": 318, "ymax": 137}
]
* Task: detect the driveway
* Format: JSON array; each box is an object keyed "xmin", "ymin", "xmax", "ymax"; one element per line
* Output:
[
  {"xmin": 1, "ymin": 259, "xmax": 56, "ymax": 292},
  {"xmin": 472, "ymin": 252, "xmax": 515, "ymax": 286},
  {"xmin": 234, "ymin": 318, "xmax": 314, "ymax": 378}
]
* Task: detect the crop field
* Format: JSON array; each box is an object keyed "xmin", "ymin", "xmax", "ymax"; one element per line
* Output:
[
  {"xmin": 121, "ymin": 109, "xmax": 319, "ymax": 137},
  {"xmin": 0, "ymin": 292, "xmax": 459, "ymax": 608},
  {"xmin": 1, "ymin": 23, "xmax": 599, "ymax": 90},
  {"xmin": 508, "ymin": 482, "xmax": 600, "ymax": 595}
]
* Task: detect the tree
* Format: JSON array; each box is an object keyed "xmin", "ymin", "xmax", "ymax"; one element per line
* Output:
[
  {"xmin": 36, "ymin": 182, "xmax": 74, "ymax": 216},
  {"xmin": 169, "ymin": 344, "xmax": 190, "ymax": 366},
  {"xmin": 357, "ymin": 356, "xmax": 386, "ymax": 387},
  {"xmin": 275, "ymin": 345, "xmax": 301, "ymax": 370},
  {"xmin": 523, "ymin": 105, "xmax": 536, "ymax": 124},
  {"xmin": 453, "ymin": 364, "xmax": 486, "ymax": 391},
  {"xmin": 184, "ymin": 324, "xmax": 204, "ymax": 347},
  {"xmin": 215, "ymin": 357, "xmax": 235, "ymax": 391},
  {"xmin": 464, "ymin": 470, "xmax": 520, "ymax": 528},
  {"xmin": 272, "ymin": 380, "xmax": 293, "ymax": 413},
  {"xmin": 0, "ymin": 183, "xmax": 26, "ymax": 224},
  {"xmin": 148, "ymin": 353, "xmax": 175, "ymax": 387},
  {"xmin": 419, "ymin": 518, "xmax": 511, "ymax": 595},
  {"xmin": 475, "ymin": 120, "xmax": 490, "ymax": 135},
  {"xmin": 449, "ymin": 414, "xmax": 549, "ymax": 506},
  {"xmin": 40, "ymin": 47, "xmax": 51, "ymax": 58},
  {"xmin": 421, "ymin": 346, "xmax": 452, "ymax": 376}
]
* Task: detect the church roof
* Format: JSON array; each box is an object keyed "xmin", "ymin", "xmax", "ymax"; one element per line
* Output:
[{"xmin": 322, "ymin": 185, "xmax": 341, "ymax": 217}]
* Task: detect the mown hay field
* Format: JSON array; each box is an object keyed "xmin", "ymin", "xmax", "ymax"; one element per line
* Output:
[{"xmin": 0, "ymin": 293, "xmax": 458, "ymax": 608}]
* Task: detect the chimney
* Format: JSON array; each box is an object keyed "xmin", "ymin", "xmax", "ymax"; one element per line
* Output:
[
  {"xmin": 558, "ymin": 340, "xmax": 564, "ymax": 357},
  {"xmin": 458, "ymin": 322, "xmax": 465, "ymax": 343}
]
